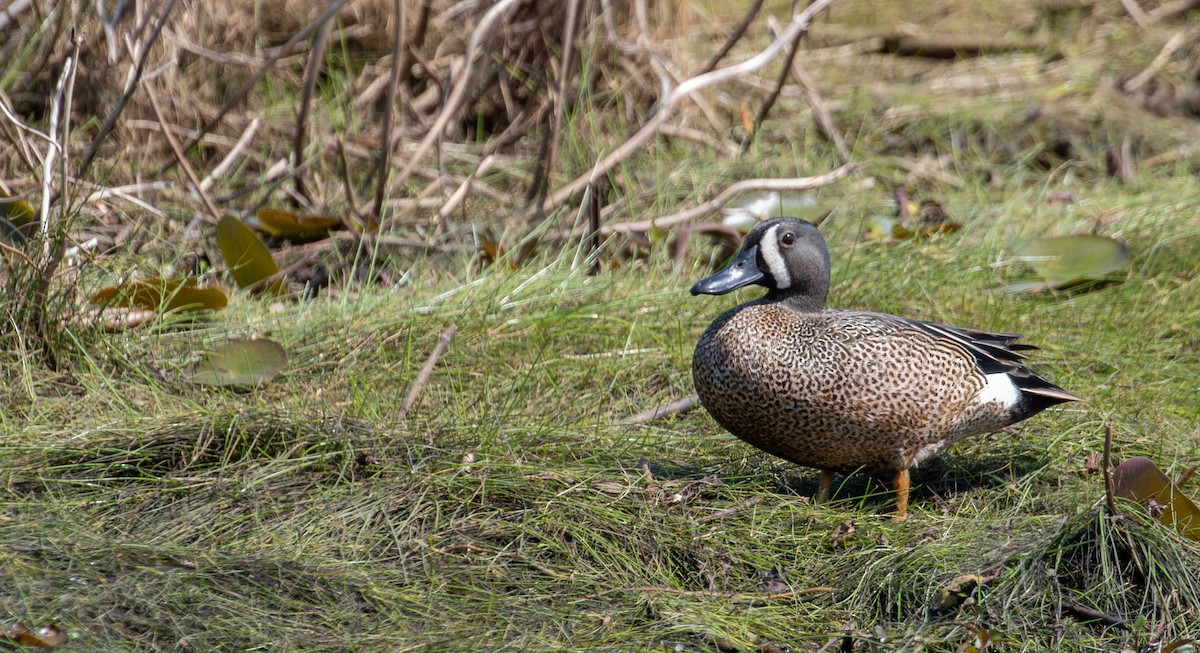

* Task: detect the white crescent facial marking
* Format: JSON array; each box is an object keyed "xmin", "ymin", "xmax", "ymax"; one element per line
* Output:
[
  {"xmin": 759, "ymin": 224, "xmax": 791, "ymax": 289},
  {"xmin": 978, "ymin": 372, "xmax": 1020, "ymax": 409}
]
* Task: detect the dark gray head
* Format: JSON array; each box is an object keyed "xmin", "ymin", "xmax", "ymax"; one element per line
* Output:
[{"xmin": 690, "ymin": 217, "xmax": 831, "ymax": 312}]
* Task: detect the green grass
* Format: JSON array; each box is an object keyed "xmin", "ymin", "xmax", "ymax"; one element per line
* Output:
[
  {"xmin": 4, "ymin": 1, "xmax": 1200, "ymax": 649},
  {"xmin": 3, "ymin": 176, "xmax": 1199, "ymax": 651}
]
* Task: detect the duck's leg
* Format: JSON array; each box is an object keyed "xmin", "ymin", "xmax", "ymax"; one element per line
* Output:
[
  {"xmin": 891, "ymin": 468, "xmax": 910, "ymax": 522},
  {"xmin": 816, "ymin": 469, "xmax": 835, "ymax": 503}
]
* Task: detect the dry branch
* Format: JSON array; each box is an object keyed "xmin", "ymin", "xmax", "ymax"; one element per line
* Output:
[
  {"xmin": 145, "ymin": 82, "xmax": 221, "ymax": 223},
  {"xmin": 540, "ymin": 0, "xmax": 838, "ymax": 217},
  {"xmin": 170, "ymin": 0, "xmax": 349, "ymax": 172},
  {"xmin": 388, "ymin": 0, "xmax": 521, "ymax": 204},
  {"xmin": 398, "ymin": 323, "xmax": 458, "ymax": 422},
  {"xmin": 604, "ymin": 163, "xmax": 855, "ymax": 235},
  {"xmin": 372, "ymin": 0, "xmax": 406, "ymax": 219},
  {"xmin": 767, "ymin": 18, "xmax": 850, "ymax": 164}
]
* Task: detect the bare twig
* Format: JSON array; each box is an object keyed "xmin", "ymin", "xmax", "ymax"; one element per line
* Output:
[
  {"xmin": 1147, "ymin": 0, "xmax": 1200, "ymax": 22},
  {"xmin": 199, "ymin": 118, "xmax": 260, "ymax": 191},
  {"xmin": 372, "ymin": 0, "xmax": 406, "ymax": 219},
  {"xmin": 398, "ymin": 323, "xmax": 458, "ymax": 421},
  {"xmin": 145, "ymin": 81, "xmax": 222, "ymax": 223},
  {"xmin": 76, "ymin": 0, "xmax": 178, "ymax": 184},
  {"xmin": 390, "ymin": 0, "xmax": 520, "ymax": 195},
  {"xmin": 700, "ymin": 0, "xmax": 764, "ymax": 74},
  {"xmin": 402, "ymin": 0, "xmax": 434, "ymax": 83},
  {"xmin": 39, "ymin": 44, "xmax": 73, "ymax": 246},
  {"xmin": 170, "ymin": 0, "xmax": 348, "ymax": 172},
  {"xmin": 767, "ymin": 18, "xmax": 850, "ymax": 163},
  {"xmin": 596, "ymin": 585, "xmax": 836, "ymax": 601},
  {"xmin": 1103, "ymin": 421, "xmax": 1117, "ymax": 515},
  {"xmin": 1123, "ymin": 31, "xmax": 1187, "ymax": 93},
  {"xmin": 437, "ymin": 155, "xmax": 496, "ymax": 220},
  {"xmin": 587, "ymin": 180, "xmax": 601, "ymax": 276},
  {"xmin": 604, "ymin": 164, "xmax": 855, "ymax": 235},
  {"xmin": 525, "ymin": 0, "xmax": 580, "ymax": 212},
  {"xmin": 0, "ymin": 0, "xmax": 33, "ymax": 31},
  {"xmin": 1119, "ymin": 0, "xmax": 1150, "ymax": 26},
  {"xmin": 541, "ymin": 0, "xmax": 838, "ymax": 216},
  {"xmin": 293, "ymin": 17, "xmax": 335, "ymax": 205},
  {"xmin": 696, "ymin": 496, "xmax": 761, "ymax": 523},
  {"xmin": 742, "ymin": 16, "xmax": 805, "ymax": 154},
  {"xmin": 31, "ymin": 38, "xmax": 79, "ymax": 368},
  {"xmin": 625, "ymin": 395, "xmax": 700, "ymax": 423},
  {"xmin": 335, "ymin": 137, "xmax": 361, "ymax": 218},
  {"xmin": 1061, "ymin": 601, "xmax": 1128, "ymax": 628}
]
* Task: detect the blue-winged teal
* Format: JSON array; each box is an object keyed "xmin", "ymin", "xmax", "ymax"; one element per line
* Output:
[{"xmin": 690, "ymin": 217, "xmax": 1082, "ymax": 520}]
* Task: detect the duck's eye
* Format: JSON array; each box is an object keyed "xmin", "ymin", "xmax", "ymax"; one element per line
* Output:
[{"xmin": 781, "ymin": 231, "xmax": 795, "ymax": 246}]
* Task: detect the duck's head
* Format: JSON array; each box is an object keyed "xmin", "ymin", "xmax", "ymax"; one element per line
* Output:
[{"xmin": 690, "ymin": 217, "xmax": 830, "ymax": 311}]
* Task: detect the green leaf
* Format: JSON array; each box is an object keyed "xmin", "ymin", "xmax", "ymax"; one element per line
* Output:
[
  {"xmin": 1112, "ymin": 456, "xmax": 1200, "ymax": 542},
  {"xmin": 1007, "ymin": 234, "xmax": 1129, "ymax": 293},
  {"xmin": 0, "ymin": 190, "xmax": 37, "ymax": 247},
  {"xmin": 215, "ymin": 214, "xmax": 286, "ymax": 295},
  {"xmin": 0, "ymin": 190, "xmax": 37, "ymax": 226},
  {"xmin": 90, "ymin": 278, "xmax": 228, "ymax": 313},
  {"xmin": 244, "ymin": 208, "xmax": 342, "ymax": 240},
  {"xmin": 189, "ymin": 338, "xmax": 288, "ymax": 387}
]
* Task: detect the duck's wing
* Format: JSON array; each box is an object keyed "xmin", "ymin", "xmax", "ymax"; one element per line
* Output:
[{"xmin": 851, "ymin": 311, "xmax": 1084, "ymax": 405}]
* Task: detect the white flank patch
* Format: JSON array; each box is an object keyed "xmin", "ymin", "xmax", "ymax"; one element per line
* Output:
[
  {"xmin": 759, "ymin": 224, "xmax": 791, "ymax": 288},
  {"xmin": 911, "ymin": 442, "xmax": 945, "ymax": 466},
  {"xmin": 978, "ymin": 372, "xmax": 1020, "ymax": 408}
]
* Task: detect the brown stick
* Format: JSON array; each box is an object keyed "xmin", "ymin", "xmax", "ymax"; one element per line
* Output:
[
  {"xmin": 397, "ymin": 323, "xmax": 458, "ymax": 421},
  {"xmin": 700, "ymin": 0, "xmax": 764, "ymax": 74},
  {"xmin": 540, "ymin": 0, "xmax": 838, "ymax": 216},
  {"xmin": 168, "ymin": 0, "xmax": 348, "ymax": 173},
  {"xmin": 75, "ymin": 0, "xmax": 178, "ymax": 184},
  {"xmin": 293, "ymin": 17, "xmax": 335, "ymax": 206},
  {"xmin": 526, "ymin": 0, "xmax": 580, "ymax": 212},
  {"xmin": 741, "ymin": 18, "xmax": 805, "ymax": 154},
  {"xmin": 696, "ymin": 496, "xmax": 761, "ymax": 523},
  {"xmin": 1061, "ymin": 601, "xmax": 1128, "ymax": 628},
  {"xmin": 596, "ymin": 585, "xmax": 836, "ymax": 601},
  {"xmin": 603, "ymin": 164, "xmax": 855, "ymax": 235},
  {"xmin": 389, "ymin": 0, "xmax": 520, "ymax": 196},
  {"xmin": 587, "ymin": 180, "xmax": 602, "ymax": 276},
  {"xmin": 372, "ymin": 0, "xmax": 406, "ymax": 219},
  {"xmin": 625, "ymin": 395, "xmax": 700, "ymax": 423},
  {"xmin": 145, "ymin": 83, "xmax": 222, "ymax": 223},
  {"xmin": 334, "ymin": 137, "xmax": 360, "ymax": 219},
  {"xmin": 768, "ymin": 19, "xmax": 851, "ymax": 164},
  {"xmin": 1103, "ymin": 421, "xmax": 1117, "ymax": 515}
]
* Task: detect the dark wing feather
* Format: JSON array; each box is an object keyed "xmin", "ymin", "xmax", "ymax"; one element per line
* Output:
[{"xmin": 895, "ymin": 316, "xmax": 1084, "ymax": 405}]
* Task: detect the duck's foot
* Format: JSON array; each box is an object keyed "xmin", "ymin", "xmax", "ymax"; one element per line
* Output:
[
  {"xmin": 891, "ymin": 468, "xmax": 910, "ymax": 522},
  {"xmin": 815, "ymin": 469, "xmax": 835, "ymax": 503}
]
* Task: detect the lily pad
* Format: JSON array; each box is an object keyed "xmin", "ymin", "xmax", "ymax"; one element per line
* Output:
[
  {"xmin": 0, "ymin": 190, "xmax": 37, "ymax": 247},
  {"xmin": 216, "ymin": 214, "xmax": 286, "ymax": 295},
  {"xmin": 244, "ymin": 208, "xmax": 342, "ymax": 240},
  {"xmin": 1007, "ymin": 234, "xmax": 1128, "ymax": 293},
  {"xmin": 189, "ymin": 338, "xmax": 288, "ymax": 387},
  {"xmin": 1112, "ymin": 456, "xmax": 1200, "ymax": 542},
  {"xmin": 91, "ymin": 278, "xmax": 228, "ymax": 313}
]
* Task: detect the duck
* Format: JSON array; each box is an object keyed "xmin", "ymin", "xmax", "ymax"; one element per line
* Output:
[{"xmin": 690, "ymin": 217, "xmax": 1082, "ymax": 520}]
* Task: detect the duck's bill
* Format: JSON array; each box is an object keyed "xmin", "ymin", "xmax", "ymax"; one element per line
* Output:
[{"xmin": 690, "ymin": 245, "xmax": 763, "ymax": 296}]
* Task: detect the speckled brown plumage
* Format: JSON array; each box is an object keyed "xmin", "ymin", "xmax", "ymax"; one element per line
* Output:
[{"xmin": 690, "ymin": 218, "xmax": 1082, "ymax": 520}]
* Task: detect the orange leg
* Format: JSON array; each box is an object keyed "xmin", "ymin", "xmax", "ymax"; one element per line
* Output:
[
  {"xmin": 816, "ymin": 469, "xmax": 835, "ymax": 503},
  {"xmin": 892, "ymin": 468, "xmax": 910, "ymax": 522}
]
